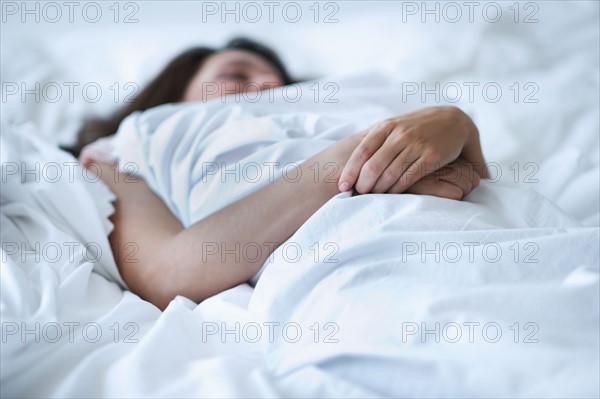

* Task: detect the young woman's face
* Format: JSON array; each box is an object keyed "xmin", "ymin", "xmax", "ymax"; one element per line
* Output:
[{"xmin": 183, "ymin": 49, "xmax": 285, "ymax": 102}]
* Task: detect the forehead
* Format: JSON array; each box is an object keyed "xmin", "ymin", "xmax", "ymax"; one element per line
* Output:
[{"xmin": 205, "ymin": 49, "xmax": 277, "ymax": 71}]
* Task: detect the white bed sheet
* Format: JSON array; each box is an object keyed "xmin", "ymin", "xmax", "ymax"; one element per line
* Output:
[
  {"xmin": 1, "ymin": 1, "xmax": 599, "ymax": 397},
  {"xmin": 107, "ymin": 72, "xmax": 598, "ymax": 397},
  {"xmin": 1, "ymin": 121, "xmax": 374, "ymax": 398},
  {"xmin": 2, "ymin": 71, "xmax": 599, "ymax": 397}
]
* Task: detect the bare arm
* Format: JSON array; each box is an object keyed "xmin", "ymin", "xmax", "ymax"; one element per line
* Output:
[
  {"xmin": 96, "ymin": 135, "xmax": 362, "ymax": 310},
  {"xmin": 89, "ymin": 107, "xmax": 484, "ymax": 310}
]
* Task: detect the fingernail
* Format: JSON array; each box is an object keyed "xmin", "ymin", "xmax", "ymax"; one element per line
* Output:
[{"xmin": 339, "ymin": 181, "xmax": 351, "ymax": 192}]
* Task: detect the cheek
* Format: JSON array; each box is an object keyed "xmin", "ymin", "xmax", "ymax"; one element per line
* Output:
[
  {"xmin": 183, "ymin": 76, "xmax": 222, "ymax": 102},
  {"xmin": 183, "ymin": 76, "xmax": 201, "ymax": 102},
  {"xmin": 182, "ymin": 87, "xmax": 198, "ymax": 102}
]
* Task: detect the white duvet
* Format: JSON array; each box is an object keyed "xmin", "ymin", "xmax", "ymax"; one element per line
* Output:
[
  {"xmin": 3, "ymin": 71, "xmax": 598, "ymax": 397},
  {"xmin": 110, "ymin": 77, "xmax": 599, "ymax": 397},
  {"xmin": 2, "ymin": 1, "xmax": 600, "ymax": 395}
]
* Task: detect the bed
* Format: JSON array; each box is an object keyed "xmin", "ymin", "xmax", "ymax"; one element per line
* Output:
[{"xmin": 2, "ymin": 1, "xmax": 599, "ymax": 397}]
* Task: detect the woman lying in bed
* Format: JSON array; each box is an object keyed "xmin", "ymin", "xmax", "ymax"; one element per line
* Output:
[{"xmin": 73, "ymin": 38, "xmax": 488, "ymax": 310}]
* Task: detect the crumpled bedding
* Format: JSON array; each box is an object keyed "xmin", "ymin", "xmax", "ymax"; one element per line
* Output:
[
  {"xmin": 104, "ymin": 79, "xmax": 599, "ymax": 397},
  {"xmin": 2, "ymin": 2, "xmax": 599, "ymax": 391}
]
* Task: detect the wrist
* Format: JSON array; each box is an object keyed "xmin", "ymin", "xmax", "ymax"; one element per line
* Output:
[
  {"xmin": 330, "ymin": 134, "xmax": 362, "ymax": 180},
  {"xmin": 302, "ymin": 134, "xmax": 362, "ymax": 196}
]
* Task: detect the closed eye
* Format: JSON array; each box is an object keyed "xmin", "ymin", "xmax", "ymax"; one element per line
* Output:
[{"xmin": 219, "ymin": 73, "xmax": 247, "ymax": 81}]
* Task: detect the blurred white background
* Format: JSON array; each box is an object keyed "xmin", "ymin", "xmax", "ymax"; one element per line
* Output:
[{"xmin": 2, "ymin": 0, "xmax": 599, "ymax": 167}]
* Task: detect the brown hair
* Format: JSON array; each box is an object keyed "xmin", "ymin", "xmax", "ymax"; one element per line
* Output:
[{"xmin": 69, "ymin": 37, "xmax": 293, "ymax": 156}]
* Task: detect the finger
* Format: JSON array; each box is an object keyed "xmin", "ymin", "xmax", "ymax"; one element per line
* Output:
[
  {"xmin": 79, "ymin": 139, "xmax": 116, "ymax": 167},
  {"xmin": 472, "ymin": 169, "xmax": 481, "ymax": 189},
  {"xmin": 462, "ymin": 160, "xmax": 481, "ymax": 189},
  {"xmin": 404, "ymin": 179, "xmax": 464, "ymax": 200},
  {"xmin": 388, "ymin": 153, "xmax": 443, "ymax": 193},
  {"xmin": 438, "ymin": 163, "xmax": 473, "ymax": 196},
  {"xmin": 338, "ymin": 123, "xmax": 393, "ymax": 192},
  {"xmin": 370, "ymin": 147, "xmax": 420, "ymax": 193},
  {"xmin": 79, "ymin": 149, "xmax": 93, "ymax": 169},
  {"xmin": 441, "ymin": 160, "xmax": 482, "ymax": 196},
  {"xmin": 354, "ymin": 132, "xmax": 411, "ymax": 194}
]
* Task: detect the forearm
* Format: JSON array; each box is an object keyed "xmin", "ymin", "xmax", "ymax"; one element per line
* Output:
[
  {"xmin": 163, "ymin": 137, "xmax": 358, "ymax": 305},
  {"xmin": 99, "ymin": 135, "xmax": 360, "ymax": 309}
]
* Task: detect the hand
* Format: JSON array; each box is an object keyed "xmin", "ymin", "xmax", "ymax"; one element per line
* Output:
[
  {"xmin": 405, "ymin": 157, "xmax": 481, "ymax": 200},
  {"xmin": 338, "ymin": 106, "xmax": 485, "ymax": 194},
  {"xmin": 78, "ymin": 135, "xmax": 117, "ymax": 169}
]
